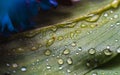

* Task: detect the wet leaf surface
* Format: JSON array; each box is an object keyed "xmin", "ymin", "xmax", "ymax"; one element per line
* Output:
[{"xmin": 0, "ymin": 0, "xmax": 120, "ymax": 75}]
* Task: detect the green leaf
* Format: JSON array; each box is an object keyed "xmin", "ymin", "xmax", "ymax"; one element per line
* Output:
[{"xmin": 0, "ymin": 0, "xmax": 120, "ymax": 75}]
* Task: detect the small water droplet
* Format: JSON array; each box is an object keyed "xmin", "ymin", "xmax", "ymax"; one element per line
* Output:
[
  {"xmin": 67, "ymin": 57, "xmax": 73, "ymax": 65},
  {"xmin": 31, "ymin": 46, "xmax": 38, "ymax": 51},
  {"xmin": 6, "ymin": 63, "xmax": 10, "ymax": 67},
  {"xmin": 12, "ymin": 63, "xmax": 18, "ymax": 68},
  {"xmin": 78, "ymin": 47, "xmax": 82, "ymax": 51},
  {"xmin": 88, "ymin": 48, "xmax": 96, "ymax": 55},
  {"xmin": 71, "ymin": 42, "xmax": 76, "ymax": 47},
  {"xmin": 17, "ymin": 48, "xmax": 24, "ymax": 53},
  {"xmin": 13, "ymin": 70, "xmax": 16, "ymax": 73},
  {"xmin": 67, "ymin": 69, "xmax": 71, "ymax": 73},
  {"xmin": 110, "ymin": 18, "xmax": 113, "ymax": 20},
  {"xmin": 59, "ymin": 66, "xmax": 63, "ymax": 70},
  {"xmin": 115, "ymin": 39, "xmax": 118, "ymax": 42},
  {"xmin": 80, "ymin": 24, "xmax": 88, "ymax": 28},
  {"xmin": 86, "ymin": 62, "xmax": 90, "ymax": 67},
  {"xmin": 57, "ymin": 58, "xmax": 64, "ymax": 65},
  {"xmin": 63, "ymin": 49, "xmax": 70, "ymax": 55},
  {"xmin": 114, "ymin": 14, "xmax": 119, "ymax": 19},
  {"xmin": 44, "ymin": 49, "xmax": 51, "ymax": 56},
  {"xmin": 58, "ymin": 36, "xmax": 64, "ymax": 41},
  {"xmin": 46, "ymin": 38, "xmax": 55, "ymax": 47},
  {"xmin": 104, "ymin": 13, "xmax": 108, "ymax": 17},
  {"xmin": 117, "ymin": 47, "xmax": 120, "ymax": 53},
  {"xmin": 21, "ymin": 67, "xmax": 27, "ymax": 72},
  {"xmin": 110, "ymin": 10, "xmax": 114, "ymax": 13},
  {"xmin": 76, "ymin": 52, "xmax": 79, "ymax": 55},
  {"xmin": 90, "ymin": 24, "xmax": 97, "ymax": 28},
  {"xmin": 106, "ymin": 46, "xmax": 110, "ymax": 49},
  {"xmin": 103, "ymin": 49, "xmax": 112, "ymax": 56},
  {"xmin": 46, "ymin": 65, "xmax": 51, "ymax": 69}
]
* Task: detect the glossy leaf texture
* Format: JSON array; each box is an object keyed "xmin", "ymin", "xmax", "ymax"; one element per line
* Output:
[{"xmin": 0, "ymin": 0, "xmax": 120, "ymax": 75}]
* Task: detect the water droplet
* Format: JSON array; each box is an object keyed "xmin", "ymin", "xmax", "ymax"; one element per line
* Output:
[
  {"xmin": 104, "ymin": 13, "xmax": 108, "ymax": 17},
  {"xmin": 46, "ymin": 65, "xmax": 51, "ymax": 69},
  {"xmin": 67, "ymin": 69, "xmax": 71, "ymax": 73},
  {"xmin": 58, "ymin": 36, "xmax": 64, "ymax": 41},
  {"xmin": 46, "ymin": 38, "xmax": 55, "ymax": 47},
  {"xmin": 117, "ymin": 47, "xmax": 120, "ymax": 53},
  {"xmin": 59, "ymin": 66, "xmax": 63, "ymax": 70},
  {"xmin": 57, "ymin": 58, "xmax": 64, "ymax": 65},
  {"xmin": 103, "ymin": 49, "xmax": 112, "ymax": 56},
  {"xmin": 115, "ymin": 39, "xmax": 118, "ymax": 42},
  {"xmin": 90, "ymin": 24, "xmax": 97, "ymax": 28},
  {"xmin": 110, "ymin": 18, "xmax": 113, "ymax": 20},
  {"xmin": 85, "ymin": 14, "xmax": 100, "ymax": 22},
  {"xmin": 13, "ymin": 70, "xmax": 16, "ymax": 73},
  {"xmin": 12, "ymin": 63, "xmax": 18, "ymax": 68},
  {"xmin": 17, "ymin": 48, "xmax": 24, "ymax": 53},
  {"xmin": 80, "ymin": 24, "xmax": 88, "ymax": 28},
  {"xmin": 31, "ymin": 46, "xmax": 38, "ymax": 51},
  {"xmin": 39, "ymin": 44, "xmax": 42, "ymax": 47},
  {"xmin": 6, "ymin": 63, "xmax": 10, "ymax": 67},
  {"xmin": 63, "ymin": 49, "xmax": 70, "ymax": 55},
  {"xmin": 88, "ymin": 48, "xmax": 96, "ymax": 55},
  {"xmin": 71, "ymin": 42, "xmax": 76, "ymax": 47},
  {"xmin": 114, "ymin": 14, "xmax": 119, "ymax": 19},
  {"xmin": 67, "ymin": 57, "xmax": 73, "ymax": 65},
  {"xmin": 106, "ymin": 46, "xmax": 110, "ymax": 49},
  {"xmin": 21, "ymin": 67, "xmax": 27, "ymax": 72},
  {"xmin": 44, "ymin": 49, "xmax": 51, "ymax": 56},
  {"xmin": 86, "ymin": 62, "xmax": 90, "ymax": 67},
  {"xmin": 110, "ymin": 10, "xmax": 114, "ymax": 13},
  {"xmin": 78, "ymin": 47, "xmax": 82, "ymax": 51},
  {"xmin": 111, "ymin": 0, "xmax": 119, "ymax": 8}
]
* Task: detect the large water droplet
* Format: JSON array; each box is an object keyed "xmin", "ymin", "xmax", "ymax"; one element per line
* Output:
[
  {"xmin": 44, "ymin": 49, "xmax": 51, "ymax": 56},
  {"xmin": 88, "ymin": 48, "xmax": 96, "ymax": 55},
  {"xmin": 103, "ymin": 49, "xmax": 112, "ymax": 56},
  {"xmin": 57, "ymin": 58, "xmax": 64, "ymax": 65},
  {"xmin": 63, "ymin": 49, "xmax": 70, "ymax": 55},
  {"xmin": 67, "ymin": 57, "xmax": 73, "ymax": 65},
  {"xmin": 71, "ymin": 42, "xmax": 76, "ymax": 47},
  {"xmin": 46, "ymin": 38, "xmax": 55, "ymax": 47},
  {"xmin": 85, "ymin": 14, "xmax": 100, "ymax": 22}
]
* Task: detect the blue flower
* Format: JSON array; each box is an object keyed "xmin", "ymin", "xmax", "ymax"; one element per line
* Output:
[{"xmin": 0, "ymin": 0, "xmax": 58, "ymax": 36}]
